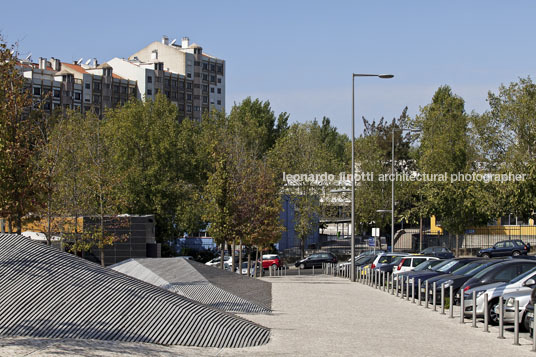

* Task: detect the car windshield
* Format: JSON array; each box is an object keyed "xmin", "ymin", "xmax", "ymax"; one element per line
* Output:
[
  {"xmin": 473, "ymin": 262, "xmax": 504, "ymax": 279},
  {"xmin": 391, "ymin": 256, "xmax": 404, "ymax": 265},
  {"xmin": 430, "ymin": 259, "xmax": 454, "ymax": 271},
  {"xmin": 414, "ymin": 260, "xmax": 433, "ymax": 271},
  {"xmin": 451, "ymin": 262, "xmax": 482, "ymax": 275},
  {"xmin": 436, "ymin": 260, "xmax": 460, "ymax": 272},
  {"xmin": 356, "ymin": 256, "xmax": 374, "ymax": 264},
  {"xmin": 463, "ymin": 261, "xmax": 496, "ymax": 276},
  {"xmin": 509, "ymin": 266, "xmax": 536, "ymax": 284}
]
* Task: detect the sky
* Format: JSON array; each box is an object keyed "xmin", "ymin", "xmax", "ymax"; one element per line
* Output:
[{"xmin": 2, "ymin": 0, "xmax": 536, "ymax": 136}]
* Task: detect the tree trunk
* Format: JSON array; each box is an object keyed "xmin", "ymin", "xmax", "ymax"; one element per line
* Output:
[
  {"xmin": 300, "ymin": 238, "xmax": 305, "ymax": 259},
  {"xmin": 419, "ymin": 216, "xmax": 423, "ymax": 252},
  {"xmin": 8, "ymin": 219, "xmax": 12, "ymax": 234},
  {"xmin": 247, "ymin": 249, "xmax": 251, "ymax": 277},
  {"xmin": 254, "ymin": 247, "xmax": 259, "ymax": 278},
  {"xmin": 220, "ymin": 242, "xmax": 225, "ymax": 270},
  {"xmin": 100, "ymin": 247, "xmax": 105, "ymax": 267},
  {"xmin": 238, "ymin": 239, "xmax": 243, "ymax": 275},
  {"xmin": 455, "ymin": 234, "xmax": 459, "ymax": 257},
  {"xmin": 231, "ymin": 239, "xmax": 236, "ymax": 273},
  {"xmin": 47, "ymin": 198, "xmax": 52, "ymax": 246},
  {"xmin": 259, "ymin": 246, "xmax": 264, "ymax": 277}
]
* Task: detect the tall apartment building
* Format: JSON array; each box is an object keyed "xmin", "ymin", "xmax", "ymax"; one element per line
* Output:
[
  {"xmin": 19, "ymin": 57, "xmax": 137, "ymax": 116},
  {"xmin": 127, "ymin": 36, "xmax": 225, "ymax": 121},
  {"xmin": 107, "ymin": 57, "xmax": 195, "ymax": 120}
]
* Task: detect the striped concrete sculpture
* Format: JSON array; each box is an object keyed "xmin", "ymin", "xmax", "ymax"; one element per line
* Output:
[{"xmin": 0, "ymin": 234, "xmax": 270, "ymax": 347}]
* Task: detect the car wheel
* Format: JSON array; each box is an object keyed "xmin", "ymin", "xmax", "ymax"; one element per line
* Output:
[
  {"xmin": 522, "ymin": 311, "xmax": 531, "ymax": 332},
  {"xmin": 483, "ymin": 253, "xmax": 491, "ymax": 258},
  {"xmin": 512, "ymin": 250, "xmax": 521, "ymax": 256},
  {"xmin": 300, "ymin": 263, "xmax": 305, "ymax": 269},
  {"xmin": 489, "ymin": 299, "xmax": 500, "ymax": 325}
]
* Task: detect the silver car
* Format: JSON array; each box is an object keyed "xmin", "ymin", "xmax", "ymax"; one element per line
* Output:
[{"xmin": 495, "ymin": 290, "xmax": 531, "ymax": 330}]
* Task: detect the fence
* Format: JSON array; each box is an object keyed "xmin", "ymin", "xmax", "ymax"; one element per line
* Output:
[{"xmin": 417, "ymin": 225, "xmax": 536, "ymax": 254}]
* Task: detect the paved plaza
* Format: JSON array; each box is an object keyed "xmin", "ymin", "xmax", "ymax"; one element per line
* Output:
[{"xmin": 1, "ymin": 274, "xmax": 535, "ymax": 356}]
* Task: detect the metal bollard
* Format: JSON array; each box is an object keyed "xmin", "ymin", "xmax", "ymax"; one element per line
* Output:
[
  {"xmin": 472, "ymin": 291, "xmax": 477, "ymax": 328},
  {"xmin": 533, "ymin": 312, "xmax": 536, "ymax": 351},
  {"xmin": 460, "ymin": 289, "xmax": 465, "ymax": 324},
  {"xmin": 449, "ymin": 286, "xmax": 454, "ymax": 318},
  {"xmin": 425, "ymin": 281, "xmax": 429, "ymax": 309},
  {"xmin": 313, "ymin": 265, "xmax": 315, "ymax": 276},
  {"xmin": 412, "ymin": 279, "xmax": 416, "ymax": 303},
  {"xmin": 406, "ymin": 277, "xmax": 410, "ymax": 301},
  {"xmin": 391, "ymin": 273, "xmax": 395, "ymax": 295},
  {"xmin": 498, "ymin": 296, "xmax": 504, "ymax": 338},
  {"xmin": 395, "ymin": 276, "xmax": 399, "ymax": 297},
  {"xmin": 433, "ymin": 282, "xmax": 437, "ymax": 311},
  {"xmin": 400, "ymin": 277, "xmax": 405, "ymax": 299},
  {"xmin": 383, "ymin": 272, "xmax": 386, "ymax": 292},
  {"xmin": 418, "ymin": 279, "xmax": 422, "ymax": 305},
  {"xmin": 298, "ymin": 266, "xmax": 301, "ymax": 276},
  {"xmin": 441, "ymin": 283, "xmax": 445, "ymax": 314},
  {"xmin": 514, "ymin": 299, "xmax": 520, "ymax": 345},
  {"xmin": 483, "ymin": 293, "xmax": 489, "ymax": 332}
]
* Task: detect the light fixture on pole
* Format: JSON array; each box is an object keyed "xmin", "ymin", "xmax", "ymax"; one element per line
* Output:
[{"xmin": 351, "ymin": 73, "xmax": 393, "ymax": 282}]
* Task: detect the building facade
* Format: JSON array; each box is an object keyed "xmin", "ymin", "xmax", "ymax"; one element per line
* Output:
[{"xmin": 128, "ymin": 36, "xmax": 225, "ymax": 121}]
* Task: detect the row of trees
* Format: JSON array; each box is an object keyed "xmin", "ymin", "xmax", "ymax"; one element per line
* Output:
[{"xmin": 2, "ymin": 34, "xmax": 535, "ymax": 261}]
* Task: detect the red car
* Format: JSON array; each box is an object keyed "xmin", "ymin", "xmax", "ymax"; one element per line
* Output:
[{"xmin": 261, "ymin": 254, "xmax": 282, "ymax": 269}]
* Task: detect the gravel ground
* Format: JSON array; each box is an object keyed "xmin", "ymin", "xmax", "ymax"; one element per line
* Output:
[{"xmin": 1, "ymin": 274, "xmax": 535, "ymax": 356}]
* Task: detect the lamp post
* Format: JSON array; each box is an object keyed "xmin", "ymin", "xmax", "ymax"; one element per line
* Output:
[{"xmin": 351, "ymin": 73, "xmax": 393, "ymax": 282}]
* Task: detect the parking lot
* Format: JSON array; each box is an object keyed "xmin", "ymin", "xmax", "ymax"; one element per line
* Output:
[{"xmin": 3, "ymin": 274, "xmax": 535, "ymax": 356}]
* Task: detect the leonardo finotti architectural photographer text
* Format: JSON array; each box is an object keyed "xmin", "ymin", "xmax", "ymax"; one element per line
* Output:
[{"xmin": 282, "ymin": 172, "xmax": 527, "ymax": 184}]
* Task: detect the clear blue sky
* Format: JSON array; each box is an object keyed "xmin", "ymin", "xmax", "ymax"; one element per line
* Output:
[{"xmin": 2, "ymin": 0, "xmax": 535, "ymax": 136}]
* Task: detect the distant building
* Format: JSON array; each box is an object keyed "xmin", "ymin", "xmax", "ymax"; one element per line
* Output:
[
  {"xmin": 19, "ymin": 57, "xmax": 137, "ymax": 116},
  {"xmin": 128, "ymin": 36, "xmax": 226, "ymax": 121}
]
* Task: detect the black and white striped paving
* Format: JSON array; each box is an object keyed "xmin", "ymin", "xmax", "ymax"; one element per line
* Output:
[
  {"xmin": 111, "ymin": 258, "xmax": 271, "ymax": 314},
  {"xmin": 0, "ymin": 234, "xmax": 270, "ymax": 347}
]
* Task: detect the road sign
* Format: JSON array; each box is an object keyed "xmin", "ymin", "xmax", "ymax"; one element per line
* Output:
[
  {"xmin": 372, "ymin": 227, "xmax": 380, "ymax": 237},
  {"xmin": 368, "ymin": 237, "xmax": 375, "ymax": 247}
]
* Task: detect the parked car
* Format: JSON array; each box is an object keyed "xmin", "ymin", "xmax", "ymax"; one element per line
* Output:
[
  {"xmin": 426, "ymin": 259, "xmax": 504, "ymax": 304},
  {"xmin": 340, "ymin": 254, "xmax": 376, "ymax": 272},
  {"xmin": 420, "ymin": 246, "xmax": 455, "ymax": 259},
  {"xmin": 371, "ymin": 253, "xmax": 408, "ymax": 270},
  {"xmin": 295, "ymin": 252, "xmax": 337, "ymax": 269},
  {"xmin": 461, "ymin": 259, "xmax": 536, "ymax": 293},
  {"xmin": 261, "ymin": 254, "xmax": 282, "ymax": 269},
  {"xmin": 393, "ymin": 255, "xmax": 439, "ymax": 275},
  {"xmin": 205, "ymin": 255, "xmax": 239, "ymax": 268},
  {"xmin": 499, "ymin": 290, "xmax": 531, "ymax": 331},
  {"xmin": 239, "ymin": 261, "xmax": 261, "ymax": 276},
  {"xmin": 477, "ymin": 240, "xmax": 530, "ymax": 258},
  {"xmin": 463, "ymin": 263, "xmax": 536, "ymax": 324}
]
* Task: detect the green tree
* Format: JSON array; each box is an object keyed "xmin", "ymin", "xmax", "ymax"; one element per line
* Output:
[
  {"xmin": 0, "ymin": 37, "xmax": 43, "ymax": 233},
  {"xmin": 413, "ymin": 86, "xmax": 488, "ymax": 255}
]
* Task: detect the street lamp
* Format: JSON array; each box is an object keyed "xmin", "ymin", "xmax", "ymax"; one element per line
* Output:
[
  {"xmin": 390, "ymin": 127, "xmax": 420, "ymax": 253},
  {"xmin": 351, "ymin": 73, "xmax": 394, "ymax": 282}
]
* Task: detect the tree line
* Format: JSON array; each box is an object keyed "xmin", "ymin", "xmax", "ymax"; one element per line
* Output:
[{"xmin": 1, "ymin": 36, "xmax": 535, "ymax": 262}]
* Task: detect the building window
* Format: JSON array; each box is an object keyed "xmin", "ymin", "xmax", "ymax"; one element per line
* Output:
[
  {"xmin": 210, "ymin": 75, "xmax": 215, "ymax": 82},
  {"xmin": 187, "ymin": 93, "xmax": 192, "ymax": 101},
  {"xmin": 217, "ymin": 100, "xmax": 221, "ymax": 105},
  {"xmin": 53, "ymin": 89, "xmax": 61, "ymax": 98},
  {"xmin": 113, "ymin": 85, "xmax": 119, "ymax": 93},
  {"xmin": 217, "ymin": 65, "xmax": 223, "ymax": 74},
  {"xmin": 203, "ymin": 96, "xmax": 208, "ymax": 103},
  {"xmin": 187, "ymin": 105, "xmax": 192, "ymax": 112},
  {"xmin": 194, "ymin": 106, "xmax": 200, "ymax": 112},
  {"xmin": 172, "ymin": 80, "xmax": 178, "ymax": 88},
  {"xmin": 210, "ymin": 64, "xmax": 215, "ymax": 71},
  {"xmin": 194, "ymin": 61, "xmax": 200, "ymax": 66},
  {"xmin": 187, "ymin": 73, "xmax": 192, "ymax": 79},
  {"xmin": 179, "ymin": 81, "xmax": 185, "ymax": 89},
  {"xmin": 202, "ymin": 62, "xmax": 208, "ymax": 70},
  {"xmin": 202, "ymin": 85, "xmax": 208, "ymax": 92},
  {"xmin": 85, "ymin": 83, "xmax": 91, "ymax": 89},
  {"xmin": 94, "ymin": 82, "xmax": 101, "ymax": 91},
  {"xmin": 217, "ymin": 88, "xmax": 221, "ymax": 94},
  {"xmin": 121, "ymin": 86, "xmax": 127, "ymax": 94},
  {"xmin": 186, "ymin": 82, "xmax": 192, "ymax": 89},
  {"xmin": 33, "ymin": 87, "xmax": 41, "ymax": 96},
  {"xmin": 74, "ymin": 92, "xmax": 81, "ymax": 100},
  {"xmin": 147, "ymin": 89, "xmax": 152, "ymax": 95},
  {"xmin": 147, "ymin": 76, "xmax": 152, "ymax": 83},
  {"xmin": 210, "ymin": 87, "xmax": 215, "ymax": 93},
  {"xmin": 202, "ymin": 74, "xmax": 208, "ymax": 81},
  {"xmin": 218, "ymin": 78, "xmax": 222, "ymax": 84}
]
